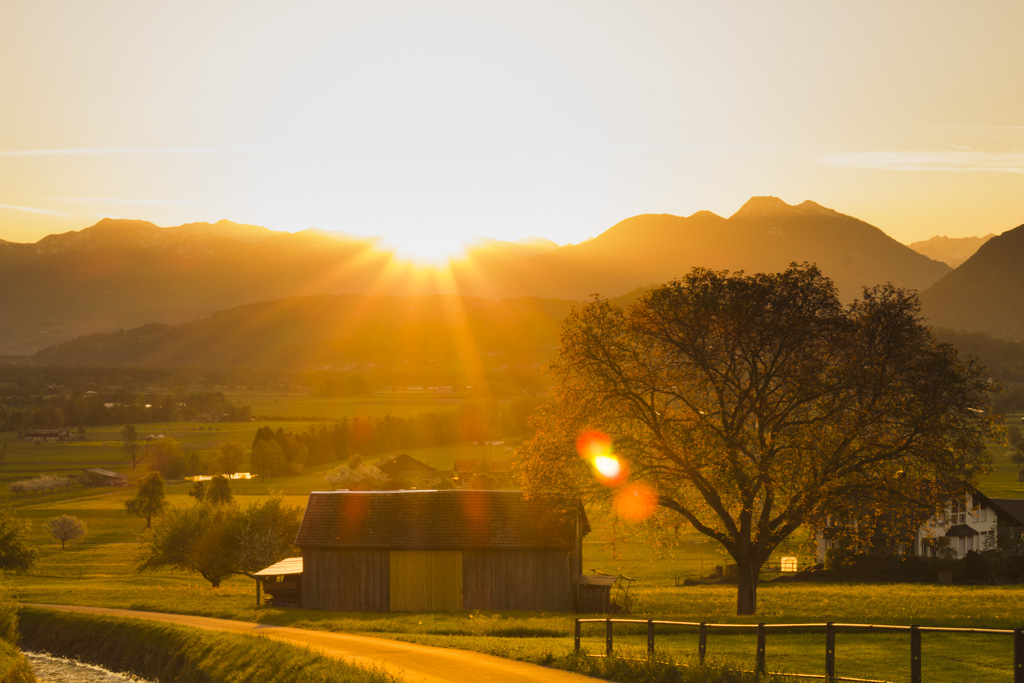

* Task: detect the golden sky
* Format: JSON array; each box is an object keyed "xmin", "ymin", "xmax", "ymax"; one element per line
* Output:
[{"xmin": 2, "ymin": 1, "xmax": 1022, "ymax": 258}]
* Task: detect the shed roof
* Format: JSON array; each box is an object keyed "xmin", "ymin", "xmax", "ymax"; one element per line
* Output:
[
  {"xmin": 295, "ymin": 490, "xmax": 589, "ymax": 550},
  {"xmin": 254, "ymin": 556, "xmax": 303, "ymax": 577},
  {"xmin": 85, "ymin": 468, "xmax": 126, "ymax": 479}
]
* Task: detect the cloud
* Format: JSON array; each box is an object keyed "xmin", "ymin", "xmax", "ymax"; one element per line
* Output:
[
  {"xmin": 0, "ymin": 147, "xmax": 253, "ymax": 157},
  {"xmin": 0, "ymin": 203, "xmax": 68, "ymax": 217},
  {"xmin": 821, "ymin": 150, "xmax": 1024, "ymax": 174}
]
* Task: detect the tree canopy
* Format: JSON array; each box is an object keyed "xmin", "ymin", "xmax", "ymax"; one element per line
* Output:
[
  {"xmin": 0, "ymin": 505, "xmax": 36, "ymax": 572},
  {"xmin": 125, "ymin": 472, "xmax": 167, "ymax": 528},
  {"xmin": 520, "ymin": 265, "xmax": 994, "ymax": 615},
  {"xmin": 138, "ymin": 497, "xmax": 303, "ymax": 587}
]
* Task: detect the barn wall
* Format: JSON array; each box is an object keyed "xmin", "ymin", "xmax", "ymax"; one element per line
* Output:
[
  {"xmin": 389, "ymin": 550, "xmax": 464, "ymax": 611},
  {"xmin": 463, "ymin": 549, "xmax": 572, "ymax": 611},
  {"xmin": 301, "ymin": 549, "xmax": 389, "ymax": 611}
]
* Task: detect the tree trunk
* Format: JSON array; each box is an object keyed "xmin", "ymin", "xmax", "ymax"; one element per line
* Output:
[{"xmin": 736, "ymin": 559, "xmax": 759, "ymax": 616}]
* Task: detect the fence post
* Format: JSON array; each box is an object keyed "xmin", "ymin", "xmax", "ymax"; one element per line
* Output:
[
  {"xmin": 910, "ymin": 625, "xmax": 921, "ymax": 683},
  {"xmin": 698, "ymin": 622, "xmax": 707, "ymax": 665},
  {"xmin": 756, "ymin": 623, "xmax": 766, "ymax": 675},
  {"xmin": 574, "ymin": 619, "xmax": 581, "ymax": 654},
  {"xmin": 825, "ymin": 622, "xmax": 835, "ymax": 682},
  {"xmin": 1015, "ymin": 627, "xmax": 1024, "ymax": 683},
  {"xmin": 606, "ymin": 618, "xmax": 613, "ymax": 657},
  {"xmin": 647, "ymin": 619, "xmax": 655, "ymax": 659}
]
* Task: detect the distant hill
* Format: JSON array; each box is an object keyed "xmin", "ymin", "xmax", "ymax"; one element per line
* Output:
[
  {"xmin": 909, "ymin": 234, "xmax": 996, "ymax": 267},
  {"xmin": 31, "ymin": 295, "xmax": 577, "ymax": 372},
  {"xmin": 0, "ymin": 198, "xmax": 951, "ymax": 354},
  {"xmin": 448, "ymin": 197, "xmax": 950, "ymax": 302},
  {"xmin": 920, "ymin": 223, "xmax": 1024, "ymax": 340}
]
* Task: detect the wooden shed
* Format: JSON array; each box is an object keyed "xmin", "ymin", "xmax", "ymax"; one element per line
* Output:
[
  {"xmin": 295, "ymin": 490, "xmax": 590, "ymax": 612},
  {"xmin": 254, "ymin": 556, "xmax": 303, "ymax": 606}
]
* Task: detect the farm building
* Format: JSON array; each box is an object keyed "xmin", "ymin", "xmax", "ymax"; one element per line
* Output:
[
  {"xmin": 83, "ymin": 469, "xmax": 128, "ymax": 486},
  {"xmin": 375, "ymin": 453, "xmax": 439, "ymax": 484},
  {"xmin": 295, "ymin": 489, "xmax": 589, "ymax": 612},
  {"xmin": 452, "ymin": 459, "xmax": 515, "ymax": 487}
]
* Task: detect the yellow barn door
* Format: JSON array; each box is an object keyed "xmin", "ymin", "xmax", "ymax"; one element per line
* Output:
[{"xmin": 389, "ymin": 550, "xmax": 463, "ymax": 611}]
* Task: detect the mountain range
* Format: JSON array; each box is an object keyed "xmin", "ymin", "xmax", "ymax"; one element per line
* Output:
[{"xmin": 0, "ymin": 197, "xmax": 955, "ymax": 355}]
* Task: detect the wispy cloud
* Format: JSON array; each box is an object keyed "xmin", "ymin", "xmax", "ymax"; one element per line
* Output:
[
  {"xmin": 46, "ymin": 197, "xmax": 207, "ymax": 205},
  {"xmin": 0, "ymin": 147, "xmax": 254, "ymax": 157},
  {"xmin": 0, "ymin": 203, "xmax": 69, "ymax": 217},
  {"xmin": 821, "ymin": 150, "xmax": 1024, "ymax": 174}
]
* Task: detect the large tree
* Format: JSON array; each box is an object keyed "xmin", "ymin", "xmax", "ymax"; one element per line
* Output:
[{"xmin": 520, "ymin": 265, "xmax": 994, "ymax": 615}]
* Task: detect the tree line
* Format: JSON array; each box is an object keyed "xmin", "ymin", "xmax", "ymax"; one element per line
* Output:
[{"xmin": 0, "ymin": 391, "xmax": 250, "ymax": 432}]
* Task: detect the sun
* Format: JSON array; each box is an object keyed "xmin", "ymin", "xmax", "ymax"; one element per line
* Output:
[{"xmin": 382, "ymin": 232, "xmax": 470, "ymax": 265}]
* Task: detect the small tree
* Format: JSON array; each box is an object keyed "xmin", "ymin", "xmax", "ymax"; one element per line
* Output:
[
  {"xmin": 1009, "ymin": 425, "xmax": 1024, "ymax": 450},
  {"xmin": 45, "ymin": 515, "xmax": 86, "ymax": 549},
  {"xmin": 125, "ymin": 472, "xmax": 167, "ymax": 528},
  {"xmin": 214, "ymin": 442, "xmax": 246, "ymax": 475},
  {"xmin": 1009, "ymin": 448, "xmax": 1024, "ymax": 470},
  {"xmin": 147, "ymin": 438, "xmax": 187, "ymax": 479},
  {"xmin": 0, "ymin": 505, "xmax": 36, "ymax": 572},
  {"xmin": 138, "ymin": 497, "xmax": 302, "ymax": 587},
  {"xmin": 206, "ymin": 475, "xmax": 233, "ymax": 506},
  {"xmin": 250, "ymin": 440, "xmax": 284, "ymax": 480},
  {"xmin": 189, "ymin": 480, "xmax": 206, "ymax": 502},
  {"xmin": 122, "ymin": 424, "xmax": 144, "ymax": 470}
]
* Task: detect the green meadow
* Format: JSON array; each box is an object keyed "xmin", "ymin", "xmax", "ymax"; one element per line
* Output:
[{"xmin": 1, "ymin": 401, "xmax": 1022, "ymax": 681}]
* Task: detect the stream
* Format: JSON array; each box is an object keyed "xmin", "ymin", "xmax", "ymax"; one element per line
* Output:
[{"xmin": 24, "ymin": 652, "xmax": 152, "ymax": 682}]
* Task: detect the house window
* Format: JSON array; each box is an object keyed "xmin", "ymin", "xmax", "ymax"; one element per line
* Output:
[
  {"xmin": 980, "ymin": 505, "xmax": 988, "ymax": 523},
  {"xmin": 953, "ymin": 501, "xmax": 967, "ymax": 524}
]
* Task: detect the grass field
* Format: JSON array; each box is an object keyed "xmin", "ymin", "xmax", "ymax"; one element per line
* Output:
[{"xmin": 1, "ymin": 399, "xmax": 1023, "ymax": 681}]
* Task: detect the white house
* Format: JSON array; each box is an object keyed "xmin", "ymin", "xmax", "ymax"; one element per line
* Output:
[{"xmin": 816, "ymin": 488, "xmax": 1024, "ymax": 561}]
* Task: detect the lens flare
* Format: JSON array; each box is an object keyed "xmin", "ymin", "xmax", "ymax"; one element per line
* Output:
[
  {"xmin": 613, "ymin": 483, "xmax": 658, "ymax": 521},
  {"xmin": 592, "ymin": 454, "xmax": 628, "ymax": 486},
  {"xmin": 576, "ymin": 430, "xmax": 611, "ymax": 460},
  {"xmin": 593, "ymin": 455, "xmax": 621, "ymax": 479}
]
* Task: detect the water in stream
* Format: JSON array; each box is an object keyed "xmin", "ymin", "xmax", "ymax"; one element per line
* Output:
[{"xmin": 24, "ymin": 652, "xmax": 152, "ymax": 682}]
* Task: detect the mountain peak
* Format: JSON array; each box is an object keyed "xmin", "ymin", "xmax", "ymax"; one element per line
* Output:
[{"xmin": 731, "ymin": 196, "xmax": 793, "ymax": 218}]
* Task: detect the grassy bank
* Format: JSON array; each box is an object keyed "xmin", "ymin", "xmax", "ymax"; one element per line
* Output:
[
  {"xmin": 18, "ymin": 608, "xmax": 399, "ymax": 683},
  {"xmin": 0, "ymin": 639, "xmax": 36, "ymax": 683}
]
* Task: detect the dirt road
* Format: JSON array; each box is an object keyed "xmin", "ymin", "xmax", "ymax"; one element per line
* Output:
[{"xmin": 23, "ymin": 604, "xmax": 600, "ymax": 683}]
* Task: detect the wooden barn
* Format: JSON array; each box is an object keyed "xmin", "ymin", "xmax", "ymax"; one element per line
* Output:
[{"xmin": 295, "ymin": 489, "xmax": 589, "ymax": 612}]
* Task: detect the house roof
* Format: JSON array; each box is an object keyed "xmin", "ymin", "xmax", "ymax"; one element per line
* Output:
[
  {"xmin": 944, "ymin": 524, "xmax": 979, "ymax": 538},
  {"xmin": 376, "ymin": 454, "xmax": 438, "ymax": 477},
  {"xmin": 453, "ymin": 459, "xmax": 514, "ymax": 473},
  {"xmin": 988, "ymin": 498, "xmax": 1024, "ymax": 526},
  {"xmin": 295, "ymin": 490, "xmax": 589, "ymax": 550},
  {"xmin": 254, "ymin": 556, "xmax": 303, "ymax": 577}
]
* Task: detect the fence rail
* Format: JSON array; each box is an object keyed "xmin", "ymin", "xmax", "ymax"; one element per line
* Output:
[{"xmin": 574, "ymin": 617, "xmax": 1024, "ymax": 683}]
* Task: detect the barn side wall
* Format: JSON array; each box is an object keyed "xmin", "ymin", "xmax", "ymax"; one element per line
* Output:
[
  {"xmin": 301, "ymin": 549, "xmax": 389, "ymax": 611},
  {"xmin": 462, "ymin": 549, "xmax": 572, "ymax": 611}
]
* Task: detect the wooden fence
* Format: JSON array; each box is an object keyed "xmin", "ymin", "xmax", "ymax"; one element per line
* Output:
[{"xmin": 574, "ymin": 617, "xmax": 1024, "ymax": 682}]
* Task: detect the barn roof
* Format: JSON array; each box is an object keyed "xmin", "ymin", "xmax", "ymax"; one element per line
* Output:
[{"xmin": 295, "ymin": 490, "xmax": 589, "ymax": 550}]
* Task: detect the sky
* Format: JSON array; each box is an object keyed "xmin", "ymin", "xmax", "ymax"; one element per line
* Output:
[{"xmin": 2, "ymin": 1, "xmax": 1022, "ymax": 260}]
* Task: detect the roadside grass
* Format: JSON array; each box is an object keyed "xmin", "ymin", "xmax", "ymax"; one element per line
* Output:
[{"xmin": 18, "ymin": 608, "xmax": 400, "ymax": 683}]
